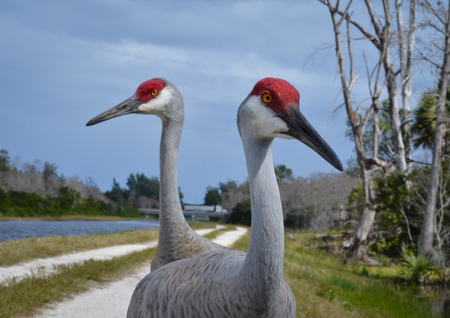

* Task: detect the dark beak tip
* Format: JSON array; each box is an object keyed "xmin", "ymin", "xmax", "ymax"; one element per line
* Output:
[
  {"xmin": 86, "ymin": 120, "xmax": 95, "ymax": 126},
  {"xmin": 330, "ymin": 154, "xmax": 344, "ymax": 172}
]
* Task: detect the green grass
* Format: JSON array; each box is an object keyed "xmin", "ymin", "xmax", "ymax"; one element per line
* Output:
[
  {"xmin": 0, "ymin": 228, "xmax": 160, "ymax": 267},
  {"xmin": 231, "ymin": 230, "xmax": 436, "ymax": 318},
  {"xmin": 230, "ymin": 226, "xmax": 250, "ymax": 252}
]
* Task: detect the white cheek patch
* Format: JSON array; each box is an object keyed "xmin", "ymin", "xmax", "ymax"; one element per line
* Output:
[
  {"xmin": 244, "ymin": 96, "xmax": 289, "ymax": 138},
  {"xmin": 276, "ymin": 133, "xmax": 294, "ymax": 140},
  {"xmin": 137, "ymin": 87, "xmax": 174, "ymax": 114}
]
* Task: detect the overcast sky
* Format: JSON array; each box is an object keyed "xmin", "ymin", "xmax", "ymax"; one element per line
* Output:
[{"xmin": 0, "ymin": 0, "xmax": 433, "ymax": 203}]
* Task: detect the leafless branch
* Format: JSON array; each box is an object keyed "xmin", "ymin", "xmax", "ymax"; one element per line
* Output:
[
  {"xmin": 423, "ymin": 0, "xmax": 447, "ymax": 26},
  {"xmin": 318, "ymin": 0, "xmax": 381, "ymax": 49}
]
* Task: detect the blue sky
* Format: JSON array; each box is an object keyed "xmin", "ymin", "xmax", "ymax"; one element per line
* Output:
[{"xmin": 0, "ymin": 0, "xmax": 431, "ymax": 203}]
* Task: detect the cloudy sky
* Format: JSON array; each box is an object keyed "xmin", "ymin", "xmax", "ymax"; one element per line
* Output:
[{"xmin": 0, "ymin": 0, "xmax": 431, "ymax": 203}]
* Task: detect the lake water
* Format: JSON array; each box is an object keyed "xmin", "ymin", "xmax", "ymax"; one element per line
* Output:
[{"xmin": 0, "ymin": 220, "xmax": 160, "ymax": 242}]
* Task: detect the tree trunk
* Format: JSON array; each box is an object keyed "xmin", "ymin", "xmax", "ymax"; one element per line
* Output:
[
  {"xmin": 418, "ymin": 0, "xmax": 450, "ymax": 264},
  {"xmin": 323, "ymin": 0, "xmax": 385, "ymax": 258},
  {"xmin": 386, "ymin": 74, "xmax": 408, "ymax": 172},
  {"xmin": 344, "ymin": 159, "xmax": 377, "ymax": 257},
  {"xmin": 396, "ymin": 0, "xmax": 416, "ymax": 171},
  {"xmin": 377, "ymin": 0, "xmax": 408, "ymax": 172}
]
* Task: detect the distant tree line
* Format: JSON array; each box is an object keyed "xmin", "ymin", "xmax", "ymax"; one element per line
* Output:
[
  {"xmin": 0, "ymin": 150, "xmax": 138, "ymax": 217},
  {"xmin": 105, "ymin": 173, "xmax": 184, "ymax": 209}
]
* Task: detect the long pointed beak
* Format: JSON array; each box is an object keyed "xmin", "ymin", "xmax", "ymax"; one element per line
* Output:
[
  {"xmin": 278, "ymin": 107, "xmax": 343, "ymax": 172},
  {"xmin": 86, "ymin": 95, "xmax": 142, "ymax": 126}
]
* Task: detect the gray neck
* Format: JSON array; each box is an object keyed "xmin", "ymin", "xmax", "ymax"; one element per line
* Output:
[
  {"xmin": 158, "ymin": 115, "xmax": 189, "ymax": 254},
  {"xmin": 240, "ymin": 137, "xmax": 284, "ymax": 312}
]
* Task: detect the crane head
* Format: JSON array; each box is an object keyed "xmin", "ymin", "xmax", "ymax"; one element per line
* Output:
[
  {"xmin": 86, "ymin": 78, "xmax": 183, "ymax": 126},
  {"xmin": 238, "ymin": 77, "xmax": 343, "ymax": 172}
]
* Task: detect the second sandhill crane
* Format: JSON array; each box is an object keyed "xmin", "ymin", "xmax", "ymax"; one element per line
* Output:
[
  {"xmin": 126, "ymin": 77, "xmax": 343, "ymax": 317},
  {"xmin": 86, "ymin": 78, "xmax": 227, "ymax": 270}
]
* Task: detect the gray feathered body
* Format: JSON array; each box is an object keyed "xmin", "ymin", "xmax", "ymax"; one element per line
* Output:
[
  {"xmin": 128, "ymin": 250, "xmax": 295, "ymax": 318},
  {"xmin": 150, "ymin": 226, "xmax": 227, "ymax": 270}
]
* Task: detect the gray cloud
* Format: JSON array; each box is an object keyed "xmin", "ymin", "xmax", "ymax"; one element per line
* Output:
[{"xmin": 0, "ymin": 0, "xmax": 355, "ymax": 203}]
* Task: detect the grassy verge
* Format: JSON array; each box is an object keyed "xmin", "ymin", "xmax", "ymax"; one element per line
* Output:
[
  {"xmin": 0, "ymin": 247, "xmax": 157, "ymax": 318},
  {"xmin": 233, "ymin": 230, "xmax": 435, "ymax": 318},
  {"xmin": 0, "ymin": 221, "xmax": 222, "ymax": 267},
  {"xmin": 0, "ymin": 229, "xmax": 160, "ymax": 267}
]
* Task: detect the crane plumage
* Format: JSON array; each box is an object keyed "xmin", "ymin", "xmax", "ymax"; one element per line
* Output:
[
  {"xmin": 86, "ymin": 78, "xmax": 227, "ymax": 270},
  {"xmin": 126, "ymin": 77, "xmax": 343, "ymax": 318}
]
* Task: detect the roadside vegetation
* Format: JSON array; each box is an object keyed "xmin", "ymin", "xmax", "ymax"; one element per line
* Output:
[
  {"xmin": 0, "ymin": 226, "xmax": 440, "ymax": 318},
  {"xmin": 0, "ymin": 229, "xmax": 159, "ymax": 267},
  {"xmin": 234, "ymin": 230, "xmax": 437, "ymax": 318},
  {"xmin": 0, "ymin": 221, "xmax": 222, "ymax": 267}
]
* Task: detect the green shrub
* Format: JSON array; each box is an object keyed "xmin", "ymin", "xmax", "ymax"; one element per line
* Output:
[
  {"xmin": 398, "ymin": 244, "xmax": 440, "ymax": 282},
  {"xmin": 224, "ymin": 200, "xmax": 251, "ymax": 226},
  {"xmin": 0, "ymin": 187, "xmax": 139, "ymax": 218}
]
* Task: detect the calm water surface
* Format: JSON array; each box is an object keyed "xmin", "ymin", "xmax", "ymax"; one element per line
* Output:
[{"xmin": 0, "ymin": 220, "xmax": 160, "ymax": 242}]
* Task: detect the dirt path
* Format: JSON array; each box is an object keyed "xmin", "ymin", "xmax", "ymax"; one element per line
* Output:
[
  {"xmin": 34, "ymin": 226, "xmax": 247, "ymax": 318},
  {"xmin": 0, "ymin": 225, "xmax": 225, "ymax": 284}
]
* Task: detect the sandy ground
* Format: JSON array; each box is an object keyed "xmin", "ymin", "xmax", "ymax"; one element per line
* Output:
[{"xmin": 31, "ymin": 226, "xmax": 247, "ymax": 318}]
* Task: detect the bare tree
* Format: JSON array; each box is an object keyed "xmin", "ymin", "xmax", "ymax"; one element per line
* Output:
[
  {"xmin": 417, "ymin": 0, "xmax": 450, "ymax": 264},
  {"xmin": 0, "ymin": 154, "xmax": 111, "ymax": 204},
  {"xmin": 316, "ymin": 0, "xmax": 423, "ymax": 257},
  {"xmin": 220, "ymin": 180, "xmax": 250, "ymax": 213},
  {"xmin": 396, "ymin": 0, "xmax": 417, "ymax": 170},
  {"xmin": 317, "ymin": 0, "xmax": 411, "ymax": 257},
  {"xmin": 280, "ymin": 173, "xmax": 357, "ymax": 231},
  {"xmin": 43, "ymin": 161, "xmax": 58, "ymax": 192}
]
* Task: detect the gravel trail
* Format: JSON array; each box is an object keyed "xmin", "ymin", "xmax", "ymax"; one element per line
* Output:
[{"xmin": 32, "ymin": 226, "xmax": 247, "ymax": 318}]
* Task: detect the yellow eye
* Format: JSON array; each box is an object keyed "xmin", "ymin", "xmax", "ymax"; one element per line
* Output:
[
  {"xmin": 151, "ymin": 89, "xmax": 159, "ymax": 97},
  {"xmin": 262, "ymin": 92, "xmax": 272, "ymax": 103}
]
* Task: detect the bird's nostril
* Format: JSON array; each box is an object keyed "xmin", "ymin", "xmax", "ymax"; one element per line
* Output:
[{"xmin": 118, "ymin": 105, "xmax": 127, "ymax": 110}]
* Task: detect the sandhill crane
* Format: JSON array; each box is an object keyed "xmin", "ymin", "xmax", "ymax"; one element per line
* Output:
[
  {"xmin": 86, "ymin": 78, "xmax": 227, "ymax": 270},
  {"xmin": 126, "ymin": 77, "xmax": 343, "ymax": 317}
]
